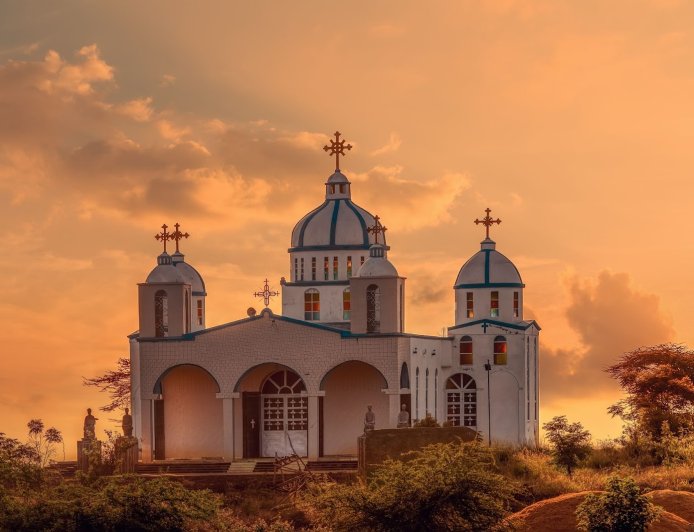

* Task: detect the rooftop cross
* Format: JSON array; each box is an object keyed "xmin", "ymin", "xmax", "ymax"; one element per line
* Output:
[
  {"xmin": 253, "ymin": 278, "xmax": 280, "ymax": 308},
  {"xmin": 474, "ymin": 208, "xmax": 502, "ymax": 239},
  {"xmin": 154, "ymin": 224, "xmax": 172, "ymax": 253},
  {"xmin": 323, "ymin": 131, "xmax": 352, "ymax": 171},
  {"xmin": 171, "ymin": 222, "xmax": 190, "ymax": 253},
  {"xmin": 367, "ymin": 215, "xmax": 388, "ymax": 245}
]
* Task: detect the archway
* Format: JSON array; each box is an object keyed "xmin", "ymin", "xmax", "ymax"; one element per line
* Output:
[
  {"xmin": 320, "ymin": 360, "xmax": 388, "ymax": 455},
  {"xmin": 157, "ymin": 364, "xmax": 223, "ymax": 459}
]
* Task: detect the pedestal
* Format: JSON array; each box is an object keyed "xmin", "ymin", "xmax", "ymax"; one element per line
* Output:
[
  {"xmin": 77, "ymin": 438, "xmax": 102, "ymax": 472},
  {"xmin": 115, "ymin": 436, "xmax": 139, "ymax": 474}
]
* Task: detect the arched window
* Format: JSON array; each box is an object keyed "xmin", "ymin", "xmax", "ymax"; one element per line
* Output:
[
  {"xmin": 494, "ymin": 336, "xmax": 507, "ymax": 365},
  {"xmin": 400, "ymin": 362, "xmax": 410, "ymax": 389},
  {"xmin": 459, "ymin": 336, "xmax": 473, "ymax": 365},
  {"xmin": 415, "ymin": 367, "xmax": 420, "ymax": 421},
  {"xmin": 490, "ymin": 291, "xmax": 499, "ymax": 317},
  {"xmin": 304, "ymin": 289, "xmax": 320, "ymax": 321},
  {"xmin": 446, "ymin": 373, "xmax": 477, "ymax": 428},
  {"xmin": 261, "ymin": 370, "xmax": 307, "ymax": 432},
  {"xmin": 343, "ymin": 288, "xmax": 351, "ymax": 320},
  {"xmin": 154, "ymin": 290, "xmax": 168, "ymax": 338},
  {"xmin": 366, "ymin": 284, "xmax": 381, "ymax": 333},
  {"xmin": 425, "ymin": 368, "xmax": 429, "ymax": 415}
]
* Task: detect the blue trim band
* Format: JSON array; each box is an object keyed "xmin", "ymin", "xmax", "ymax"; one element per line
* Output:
[
  {"xmin": 288, "ymin": 244, "xmax": 371, "ymax": 252},
  {"xmin": 454, "ymin": 283, "xmax": 525, "ymax": 289},
  {"xmin": 298, "ymin": 201, "xmax": 328, "ymax": 247},
  {"xmin": 484, "ymin": 250, "xmax": 491, "ymax": 284},
  {"xmin": 283, "ymin": 280, "xmax": 350, "ymax": 287},
  {"xmin": 329, "ymin": 199, "xmax": 341, "ymax": 245},
  {"xmin": 449, "ymin": 318, "xmax": 541, "ymax": 332},
  {"xmin": 344, "ymin": 199, "xmax": 370, "ymax": 246}
]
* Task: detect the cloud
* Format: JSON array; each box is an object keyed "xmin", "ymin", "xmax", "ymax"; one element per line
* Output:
[
  {"xmin": 159, "ymin": 73, "xmax": 176, "ymax": 87},
  {"xmin": 371, "ymin": 132, "xmax": 402, "ymax": 156},
  {"xmin": 541, "ymin": 271, "xmax": 674, "ymax": 404},
  {"xmin": 116, "ymin": 97, "xmax": 154, "ymax": 122}
]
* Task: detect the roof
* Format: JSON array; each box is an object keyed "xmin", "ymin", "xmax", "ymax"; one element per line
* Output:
[
  {"xmin": 454, "ymin": 239, "xmax": 524, "ymax": 289},
  {"xmin": 448, "ymin": 318, "xmax": 541, "ymax": 332}
]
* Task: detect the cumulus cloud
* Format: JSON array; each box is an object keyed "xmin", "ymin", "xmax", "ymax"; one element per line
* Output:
[
  {"xmin": 370, "ymin": 132, "xmax": 402, "ymax": 156},
  {"xmin": 541, "ymin": 271, "xmax": 674, "ymax": 404}
]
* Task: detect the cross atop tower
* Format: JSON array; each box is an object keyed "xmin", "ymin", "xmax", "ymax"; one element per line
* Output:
[
  {"xmin": 474, "ymin": 208, "xmax": 502, "ymax": 239},
  {"xmin": 171, "ymin": 223, "xmax": 190, "ymax": 253},
  {"xmin": 323, "ymin": 131, "xmax": 352, "ymax": 171},
  {"xmin": 154, "ymin": 224, "xmax": 172, "ymax": 253},
  {"xmin": 254, "ymin": 278, "xmax": 280, "ymax": 308},
  {"xmin": 367, "ymin": 215, "xmax": 388, "ymax": 245}
]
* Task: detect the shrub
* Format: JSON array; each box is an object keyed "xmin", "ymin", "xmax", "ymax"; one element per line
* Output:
[
  {"xmin": 303, "ymin": 441, "xmax": 517, "ymax": 531},
  {"xmin": 543, "ymin": 415, "xmax": 591, "ymax": 477},
  {"xmin": 575, "ymin": 477, "xmax": 661, "ymax": 532},
  {"xmin": 412, "ymin": 414, "xmax": 440, "ymax": 427}
]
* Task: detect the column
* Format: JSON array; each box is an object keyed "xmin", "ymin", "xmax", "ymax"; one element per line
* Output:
[
  {"xmin": 140, "ymin": 398, "xmax": 153, "ymax": 463},
  {"xmin": 218, "ymin": 393, "xmax": 238, "ymax": 461},
  {"xmin": 307, "ymin": 393, "xmax": 322, "ymax": 461},
  {"xmin": 384, "ymin": 389, "xmax": 401, "ymax": 429}
]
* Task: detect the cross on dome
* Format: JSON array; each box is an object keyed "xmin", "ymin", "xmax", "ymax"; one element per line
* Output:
[
  {"xmin": 154, "ymin": 224, "xmax": 172, "ymax": 253},
  {"xmin": 253, "ymin": 278, "xmax": 280, "ymax": 308},
  {"xmin": 323, "ymin": 131, "xmax": 352, "ymax": 171},
  {"xmin": 367, "ymin": 215, "xmax": 388, "ymax": 244},
  {"xmin": 171, "ymin": 222, "xmax": 190, "ymax": 253},
  {"xmin": 474, "ymin": 208, "xmax": 502, "ymax": 239}
]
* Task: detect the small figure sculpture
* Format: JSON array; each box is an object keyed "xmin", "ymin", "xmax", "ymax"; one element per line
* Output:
[
  {"xmin": 397, "ymin": 404, "xmax": 410, "ymax": 428},
  {"xmin": 364, "ymin": 405, "xmax": 376, "ymax": 433},
  {"xmin": 122, "ymin": 407, "xmax": 133, "ymax": 438},
  {"xmin": 83, "ymin": 408, "xmax": 98, "ymax": 440}
]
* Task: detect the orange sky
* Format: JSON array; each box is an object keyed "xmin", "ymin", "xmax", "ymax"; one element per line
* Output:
[{"xmin": 1, "ymin": 0, "xmax": 690, "ymax": 455}]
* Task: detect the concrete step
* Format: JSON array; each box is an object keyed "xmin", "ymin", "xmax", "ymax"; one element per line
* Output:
[{"xmin": 227, "ymin": 461, "xmax": 257, "ymax": 474}]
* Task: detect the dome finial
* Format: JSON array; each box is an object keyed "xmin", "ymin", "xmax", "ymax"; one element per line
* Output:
[
  {"xmin": 253, "ymin": 278, "xmax": 280, "ymax": 308},
  {"xmin": 171, "ymin": 222, "xmax": 190, "ymax": 253},
  {"xmin": 323, "ymin": 131, "xmax": 352, "ymax": 171},
  {"xmin": 474, "ymin": 207, "xmax": 502, "ymax": 240},
  {"xmin": 367, "ymin": 215, "xmax": 388, "ymax": 245},
  {"xmin": 154, "ymin": 224, "xmax": 172, "ymax": 253}
]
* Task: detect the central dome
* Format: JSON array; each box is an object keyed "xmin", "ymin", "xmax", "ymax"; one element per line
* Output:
[{"xmin": 290, "ymin": 171, "xmax": 384, "ymax": 251}]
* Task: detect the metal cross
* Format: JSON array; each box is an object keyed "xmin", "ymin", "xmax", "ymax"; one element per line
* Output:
[
  {"xmin": 323, "ymin": 131, "xmax": 352, "ymax": 171},
  {"xmin": 474, "ymin": 208, "xmax": 502, "ymax": 239},
  {"xmin": 170, "ymin": 222, "xmax": 190, "ymax": 253},
  {"xmin": 254, "ymin": 278, "xmax": 279, "ymax": 308},
  {"xmin": 154, "ymin": 224, "xmax": 172, "ymax": 253},
  {"xmin": 367, "ymin": 215, "xmax": 388, "ymax": 244}
]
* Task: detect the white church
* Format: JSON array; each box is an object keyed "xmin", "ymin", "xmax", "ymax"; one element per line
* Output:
[{"xmin": 129, "ymin": 132, "xmax": 540, "ymax": 462}]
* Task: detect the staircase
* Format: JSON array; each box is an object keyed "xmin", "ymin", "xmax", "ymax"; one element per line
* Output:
[
  {"xmin": 227, "ymin": 461, "xmax": 257, "ymax": 474},
  {"xmin": 136, "ymin": 461, "xmax": 230, "ymax": 475},
  {"xmin": 307, "ymin": 460, "xmax": 357, "ymax": 471}
]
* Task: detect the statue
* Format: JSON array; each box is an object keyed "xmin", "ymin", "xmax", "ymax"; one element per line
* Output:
[
  {"xmin": 397, "ymin": 404, "xmax": 410, "ymax": 428},
  {"xmin": 83, "ymin": 408, "xmax": 98, "ymax": 440},
  {"xmin": 364, "ymin": 405, "xmax": 376, "ymax": 433},
  {"xmin": 122, "ymin": 408, "xmax": 133, "ymax": 438}
]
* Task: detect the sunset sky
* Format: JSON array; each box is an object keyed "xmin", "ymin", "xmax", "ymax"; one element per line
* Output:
[{"xmin": 1, "ymin": 1, "xmax": 691, "ymax": 454}]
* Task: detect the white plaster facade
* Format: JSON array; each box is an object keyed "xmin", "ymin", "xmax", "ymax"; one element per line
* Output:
[{"xmin": 129, "ymin": 167, "xmax": 540, "ymax": 463}]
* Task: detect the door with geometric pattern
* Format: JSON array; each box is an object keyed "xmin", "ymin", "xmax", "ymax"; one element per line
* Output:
[
  {"xmin": 260, "ymin": 370, "xmax": 308, "ymax": 457},
  {"xmin": 446, "ymin": 373, "xmax": 477, "ymax": 428}
]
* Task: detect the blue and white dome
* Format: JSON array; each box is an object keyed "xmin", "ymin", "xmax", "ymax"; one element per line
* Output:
[
  {"xmin": 356, "ymin": 244, "xmax": 398, "ymax": 277},
  {"xmin": 454, "ymin": 239, "xmax": 523, "ymax": 288},
  {"xmin": 290, "ymin": 171, "xmax": 384, "ymax": 251},
  {"xmin": 146, "ymin": 253, "xmax": 187, "ymax": 283},
  {"xmin": 172, "ymin": 251, "xmax": 207, "ymax": 295}
]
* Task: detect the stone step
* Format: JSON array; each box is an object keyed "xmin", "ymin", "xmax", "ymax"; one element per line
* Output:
[{"xmin": 227, "ymin": 461, "xmax": 257, "ymax": 474}]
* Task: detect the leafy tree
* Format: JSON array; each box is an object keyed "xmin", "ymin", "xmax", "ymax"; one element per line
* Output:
[
  {"xmin": 27, "ymin": 419, "xmax": 64, "ymax": 467},
  {"xmin": 576, "ymin": 477, "xmax": 660, "ymax": 532},
  {"xmin": 0, "ymin": 433, "xmax": 41, "ymax": 489},
  {"xmin": 542, "ymin": 415, "xmax": 591, "ymax": 477},
  {"xmin": 606, "ymin": 343, "xmax": 694, "ymax": 440},
  {"xmin": 303, "ymin": 441, "xmax": 517, "ymax": 531},
  {"xmin": 83, "ymin": 357, "xmax": 131, "ymax": 412}
]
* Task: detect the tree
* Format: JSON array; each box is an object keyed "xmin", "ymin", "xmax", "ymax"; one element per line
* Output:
[
  {"xmin": 83, "ymin": 357, "xmax": 131, "ymax": 412},
  {"xmin": 542, "ymin": 415, "xmax": 591, "ymax": 477},
  {"xmin": 26, "ymin": 419, "xmax": 63, "ymax": 467},
  {"xmin": 606, "ymin": 343, "xmax": 694, "ymax": 440},
  {"xmin": 576, "ymin": 476, "xmax": 660, "ymax": 532},
  {"xmin": 303, "ymin": 441, "xmax": 517, "ymax": 531}
]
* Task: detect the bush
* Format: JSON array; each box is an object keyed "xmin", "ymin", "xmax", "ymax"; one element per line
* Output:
[
  {"xmin": 303, "ymin": 441, "xmax": 517, "ymax": 531},
  {"xmin": 543, "ymin": 416, "xmax": 591, "ymax": 477},
  {"xmin": 575, "ymin": 477, "xmax": 661, "ymax": 532},
  {"xmin": 412, "ymin": 414, "xmax": 440, "ymax": 427}
]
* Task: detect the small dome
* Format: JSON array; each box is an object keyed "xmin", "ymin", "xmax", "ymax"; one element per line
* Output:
[
  {"xmin": 326, "ymin": 170, "xmax": 350, "ymax": 184},
  {"xmin": 172, "ymin": 252, "xmax": 207, "ymax": 295},
  {"xmin": 146, "ymin": 253, "xmax": 187, "ymax": 284},
  {"xmin": 356, "ymin": 244, "xmax": 398, "ymax": 277},
  {"xmin": 455, "ymin": 239, "xmax": 523, "ymax": 287}
]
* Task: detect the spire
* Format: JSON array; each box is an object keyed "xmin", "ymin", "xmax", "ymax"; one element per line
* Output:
[
  {"xmin": 367, "ymin": 215, "xmax": 388, "ymax": 258},
  {"xmin": 474, "ymin": 208, "xmax": 501, "ymax": 248},
  {"xmin": 154, "ymin": 224, "xmax": 172, "ymax": 253},
  {"xmin": 170, "ymin": 222, "xmax": 190, "ymax": 263},
  {"xmin": 323, "ymin": 131, "xmax": 352, "ymax": 172}
]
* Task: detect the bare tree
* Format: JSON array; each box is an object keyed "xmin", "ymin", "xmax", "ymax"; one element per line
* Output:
[{"xmin": 83, "ymin": 357, "xmax": 131, "ymax": 412}]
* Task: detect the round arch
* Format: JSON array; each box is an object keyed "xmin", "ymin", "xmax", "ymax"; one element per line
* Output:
[
  {"xmin": 233, "ymin": 362, "xmax": 306, "ymax": 393},
  {"xmin": 319, "ymin": 360, "xmax": 388, "ymax": 391},
  {"xmin": 153, "ymin": 364, "xmax": 221, "ymax": 395}
]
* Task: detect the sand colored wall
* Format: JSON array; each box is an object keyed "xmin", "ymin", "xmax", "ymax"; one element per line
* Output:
[{"xmin": 161, "ymin": 365, "xmax": 223, "ymax": 459}]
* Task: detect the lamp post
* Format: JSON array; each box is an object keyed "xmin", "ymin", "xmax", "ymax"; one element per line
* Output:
[{"xmin": 484, "ymin": 359, "xmax": 492, "ymax": 446}]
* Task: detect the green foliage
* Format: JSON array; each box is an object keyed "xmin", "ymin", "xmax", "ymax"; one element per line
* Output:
[
  {"xmin": 303, "ymin": 441, "xmax": 516, "ymax": 531},
  {"xmin": 0, "ymin": 432, "xmax": 42, "ymax": 490},
  {"xmin": 543, "ymin": 415, "xmax": 591, "ymax": 477},
  {"xmin": 412, "ymin": 414, "xmax": 440, "ymax": 427},
  {"xmin": 575, "ymin": 477, "xmax": 661, "ymax": 532},
  {"xmin": 0, "ymin": 476, "xmax": 221, "ymax": 532}
]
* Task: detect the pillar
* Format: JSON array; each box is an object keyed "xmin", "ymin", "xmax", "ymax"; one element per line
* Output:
[
  {"xmin": 140, "ymin": 398, "xmax": 153, "ymax": 463},
  {"xmin": 218, "ymin": 393, "xmax": 237, "ymax": 461},
  {"xmin": 385, "ymin": 389, "xmax": 401, "ymax": 429},
  {"xmin": 307, "ymin": 394, "xmax": 322, "ymax": 461}
]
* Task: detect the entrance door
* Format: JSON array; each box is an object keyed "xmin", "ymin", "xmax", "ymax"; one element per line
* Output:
[
  {"xmin": 242, "ymin": 392, "xmax": 261, "ymax": 458},
  {"xmin": 260, "ymin": 370, "xmax": 308, "ymax": 457}
]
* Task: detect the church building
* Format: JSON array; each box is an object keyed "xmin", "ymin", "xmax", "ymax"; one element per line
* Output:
[{"xmin": 129, "ymin": 132, "xmax": 540, "ymax": 462}]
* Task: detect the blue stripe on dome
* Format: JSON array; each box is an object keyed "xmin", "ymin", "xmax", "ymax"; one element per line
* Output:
[
  {"xmin": 298, "ymin": 201, "xmax": 329, "ymax": 247},
  {"xmin": 344, "ymin": 200, "xmax": 369, "ymax": 246},
  {"xmin": 329, "ymin": 200, "xmax": 341, "ymax": 245},
  {"xmin": 484, "ymin": 250, "xmax": 491, "ymax": 284}
]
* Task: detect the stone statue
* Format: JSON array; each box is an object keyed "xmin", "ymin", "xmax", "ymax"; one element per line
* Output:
[
  {"xmin": 397, "ymin": 404, "xmax": 410, "ymax": 428},
  {"xmin": 364, "ymin": 405, "xmax": 376, "ymax": 433},
  {"xmin": 122, "ymin": 408, "xmax": 133, "ymax": 438},
  {"xmin": 83, "ymin": 408, "xmax": 98, "ymax": 440}
]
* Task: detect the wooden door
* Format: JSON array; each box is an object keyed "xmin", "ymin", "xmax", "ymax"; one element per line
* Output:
[{"xmin": 242, "ymin": 392, "xmax": 260, "ymax": 458}]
